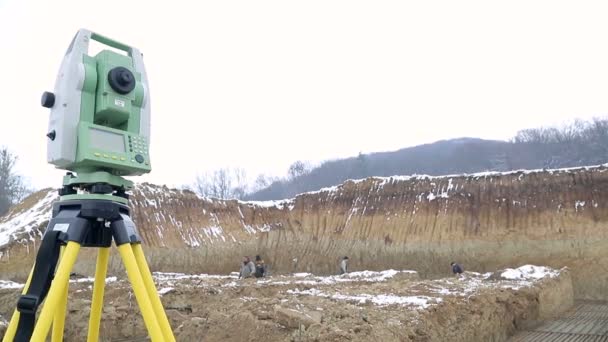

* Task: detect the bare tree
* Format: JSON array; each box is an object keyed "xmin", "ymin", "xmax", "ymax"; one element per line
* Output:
[
  {"xmin": 231, "ymin": 168, "xmax": 248, "ymax": 199},
  {"xmin": 194, "ymin": 173, "xmax": 212, "ymax": 197},
  {"xmin": 0, "ymin": 148, "xmax": 30, "ymax": 216},
  {"xmin": 209, "ymin": 169, "xmax": 231, "ymax": 199},
  {"xmin": 253, "ymin": 174, "xmax": 271, "ymax": 192},
  {"xmin": 193, "ymin": 168, "xmax": 248, "ymax": 200},
  {"xmin": 287, "ymin": 161, "xmax": 310, "ymax": 181},
  {"xmin": 589, "ymin": 118, "xmax": 608, "ymax": 141}
]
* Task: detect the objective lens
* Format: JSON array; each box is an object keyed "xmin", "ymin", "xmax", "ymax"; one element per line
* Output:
[{"xmin": 108, "ymin": 67, "xmax": 136, "ymax": 94}]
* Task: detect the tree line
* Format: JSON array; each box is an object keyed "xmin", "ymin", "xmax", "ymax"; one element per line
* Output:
[
  {"xmin": 0, "ymin": 148, "xmax": 31, "ymax": 216},
  {"xmin": 193, "ymin": 117, "xmax": 608, "ymax": 201},
  {"xmin": 512, "ymin": 117, "xmax": 608, "ymax": 145},
  {"xmin": 188, "ymin": 160, "xmax": 312, "ymax": 200}
]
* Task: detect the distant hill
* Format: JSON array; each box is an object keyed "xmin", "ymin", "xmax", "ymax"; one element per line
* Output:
[{"xmin": 246, "ymin": 118, "xmax": 608, "ymax": 200}]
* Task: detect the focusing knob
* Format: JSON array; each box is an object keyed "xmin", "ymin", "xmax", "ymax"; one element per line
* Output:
[
  {"xmin": 108, "ymin": 67, "xmax": 136, "ymax": 94},
  {"xmin": 135, "ymin": 154, "xmax": 144, "ymax": 164},
  {"xmin": 41, "ymin": 91, "xmax": 55, "ymax": 108}
]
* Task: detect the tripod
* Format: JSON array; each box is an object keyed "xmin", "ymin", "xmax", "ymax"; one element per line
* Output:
[{"xmin": 2, "ymin": 194, "xmax": 176, "ymax": 342}]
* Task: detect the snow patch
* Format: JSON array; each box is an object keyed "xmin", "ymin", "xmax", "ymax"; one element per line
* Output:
[
  {"xmin": 426, "ymin": 272, "xmax": 493, "ymax": 297},
  {"xmin": 287, "ymin": 288, "xmax": 440, "ymax": 308},
  {"xmin": 242, "ymin": 199, "xmax": 295, "ymax": 211},
  {"xmin": 69, "ymin": 276, "xmax": 118, "ymax": 284},
  {"xmin": 222, "ymin": 281, "xmax": 239, "ymax": 288},
  {"xmin": 256, "ymin": 270, "xmax": 416, "ymax": 286},
  {"xmin": 153, "ymin": 272, "xmax": 237, "ymax": 281},
  {"xmin": 0, "ymin": 279, "xmax": 23, "ymax": 289},
  {"xmin": 293, "ymin": 273, "xmax": 312, "ymax": 278},
  {"xmin": 158, "ymin": 287, "xmax": 174, "ymax": 295},
  {"xmin": 202, "ymin": 226, "xmax": 225, "ymax": 242},
  {"xmin": 0, "ymin": 191, "xmax": 57, "ymax": 248},
  {"xmin": 500, "ymin": 265, "xmax": 560, "ymax": 280},
  {"xmin": 243, "ymin": 224, "xmax": 272, "ymax": 234}
]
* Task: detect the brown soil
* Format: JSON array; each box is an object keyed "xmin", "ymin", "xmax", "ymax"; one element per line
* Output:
[{"xmin": 0, "ymin": 268, "xmax": 573, "ymax": 342}]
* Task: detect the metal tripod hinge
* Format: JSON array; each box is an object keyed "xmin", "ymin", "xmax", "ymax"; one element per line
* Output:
[{"xmin": 46, "ymin": 199, "xmax": 141, "ymax": 247}]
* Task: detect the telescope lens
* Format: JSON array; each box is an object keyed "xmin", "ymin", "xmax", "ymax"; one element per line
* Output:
[
  {"xmin": 119, "ymin": 72, "xmax": 133, "ymax": 85},
  {"xmin": 108, "ymin": 67, "xmax": 136, "ymax": 94}
]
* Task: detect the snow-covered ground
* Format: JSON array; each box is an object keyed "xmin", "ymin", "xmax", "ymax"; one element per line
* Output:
[
  {"xmin": 286, "ymin": 288, "xmax": 441, "ymax": 309},
  {"xmin": 69, "ymin": 276, "xmax": 118, "ymax": 284},
  {"xmin": 0, "ymin": 265, "xmax": 564, "ymax": 314},
  {"xmin": 256, "ymin": 269, "xmax": 416, "ymax": 286},
  {"xmin": 0, "ymin": 280, "xmax": 22, "ymax": 289},
  {"xmin": 281, "ymin": 265, "xmax": 564, "ymax": 309},
  {"xmin": 500, "ymin": 265, "xmax": 560, "ymax": 280},
  {"xmin": 0, "ymin": 276, "xmax": 118, "ymax": 291},
  {"xmin": 0, "ymin": 190, "xmax": 56, "ymax": 248}
]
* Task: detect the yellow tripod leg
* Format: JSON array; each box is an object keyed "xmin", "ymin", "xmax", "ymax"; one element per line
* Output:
[
  {"xmin": 2, "ymin": 263, "xmax": 35, "ymax": 342},
  {"xmin": 30, "ymin": 241, "xmax": 81, "ymax": 342},
  {"xmin": 117, "ymin": 244, "xmax": 164, "ymax": 342},
  {"xmin": 87, "ymin": 247, "xmax": 110, "ymax": 342},
  {"xmin": 52, "ymin": 246, "xmax": 69, "ymax": 342},
  {"xmin": 132, "ymin": 244, "xmax": 176, "ymax": 342}
]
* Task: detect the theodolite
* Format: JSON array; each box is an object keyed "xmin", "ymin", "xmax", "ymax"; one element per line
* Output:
[{"xmin": 3, "ymin": 29, "xmax": 175, "ymax": 342}]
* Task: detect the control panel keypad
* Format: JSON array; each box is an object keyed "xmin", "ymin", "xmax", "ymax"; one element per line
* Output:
[{"xmin": 128, "ymin": 136, "xmax": 148, "ymax": 156}]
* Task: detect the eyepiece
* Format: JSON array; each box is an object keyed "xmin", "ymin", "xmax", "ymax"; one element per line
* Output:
[{"xmin": 108, "ymin": 67, "xmax": 136, "ymax": 94}]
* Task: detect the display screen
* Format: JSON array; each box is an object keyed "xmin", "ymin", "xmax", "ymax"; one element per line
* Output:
[{"xmin": 89, "ymin": 128, "xmax": 126, "ymax": 153}]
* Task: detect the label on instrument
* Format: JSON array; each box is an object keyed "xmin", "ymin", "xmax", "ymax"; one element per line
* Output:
[
  {"xmin": 53, "ymin": 223, "xmax": 70, "ymax": 233},
  {"xmin": 114, "ymin": 98, "xmax": 125, "ymax": 107}
]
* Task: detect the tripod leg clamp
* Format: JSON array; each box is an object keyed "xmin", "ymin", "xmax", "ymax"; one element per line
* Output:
[{"xmin": 16, "ymin": 295, "xmax": 39, "ymax": 315}]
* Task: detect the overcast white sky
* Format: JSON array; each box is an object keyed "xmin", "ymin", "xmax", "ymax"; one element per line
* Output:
[{"xmin": 1, "ymin": 0, "xmax": 608, "ymax": 190}]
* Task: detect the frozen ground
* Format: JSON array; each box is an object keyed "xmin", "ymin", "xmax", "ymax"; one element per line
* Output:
[
  {"xmin": 0, "ymin": 265, "xmax": 567, "ymax": 341},
  {"xmin": 0, "ymin": 265, "xmax": 563, "ymax": 308}
]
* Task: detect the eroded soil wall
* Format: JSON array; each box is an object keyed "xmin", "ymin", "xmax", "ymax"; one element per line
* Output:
[{"xmin": 1, "ymin": 167, "xmax": 606, "ymax": 300}]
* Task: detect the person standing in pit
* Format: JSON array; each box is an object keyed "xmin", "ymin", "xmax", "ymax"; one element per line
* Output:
[{"xmin": 339, "ymin": 256, "xmax": 349, "ymax": 275}]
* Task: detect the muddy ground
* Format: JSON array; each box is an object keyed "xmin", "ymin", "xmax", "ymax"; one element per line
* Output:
[{"xmin": 0, "ymin": 267, "xmax": 572, "ymax": 341}]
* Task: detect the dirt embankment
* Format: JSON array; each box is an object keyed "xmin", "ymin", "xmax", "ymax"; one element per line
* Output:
[
  {"xmin": 1, "ymin": 166, "xmax": 607, "ymax": 299},
  {"xmin": 0, "ymin": 266, "xmax": 573, "ymax": 342}
]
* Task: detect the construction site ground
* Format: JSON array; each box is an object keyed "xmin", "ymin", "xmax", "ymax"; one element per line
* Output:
[{"xmin": 0, "ymin": 266, "xmax": 573, "ymax": 341}]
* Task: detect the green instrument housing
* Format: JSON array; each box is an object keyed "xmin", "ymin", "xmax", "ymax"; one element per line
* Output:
[
  {"xmin": 75, "ymin": 51, "xmax": 151, "ymax": 176},
  {"xmin": 45, "ymin": 30, "xmax": 152, "ymax": 191}
]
